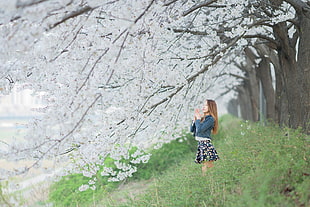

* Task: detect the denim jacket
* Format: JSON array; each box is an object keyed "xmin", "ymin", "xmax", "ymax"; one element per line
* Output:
[{"xmin": 190, "ymin": 115, "xmax": 214, "ymax": 140}]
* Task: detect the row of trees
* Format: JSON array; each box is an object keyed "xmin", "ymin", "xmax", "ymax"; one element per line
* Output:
[
  {"xmin": 0, "ymin": 0, "xmax": 309, "ymax": 183},
  {"xmin": 225, "ymin": 0, "xmax": 309, "ymax": 134}
]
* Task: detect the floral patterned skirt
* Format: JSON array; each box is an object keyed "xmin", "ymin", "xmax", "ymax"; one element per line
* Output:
[{"xmin": 195, "ymin": 140, "xmax": 219, "ymax": 164}]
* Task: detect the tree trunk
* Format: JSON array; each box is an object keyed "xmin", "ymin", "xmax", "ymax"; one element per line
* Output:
[
  {"xmin": 264, "ymin": 47, "xmax": 282, "ymax": 124},
  {"xmin": 274, "ymin": 65, "xmax": 289, "ymax": 126},
  {"xmin": 255, "ymin": 44, "xmax": 277, "ymax": 122},
  {"xmin": 296, "ymin": 8, "xmax": 310, "ymax": 134},
  {"xmin": 273, "ymin": 22, "xmax": 300, "ymax": 129},
  {"xmin": 244, "ymin": 48, "xmax": 260, "ymax": 122},
  {"xmin": 237, "ymin": 85, "xmax": 253, "ymax": 121},
  {"xmin": 256, "ymin": 56, "xmax": 276, "ymax": 122}
]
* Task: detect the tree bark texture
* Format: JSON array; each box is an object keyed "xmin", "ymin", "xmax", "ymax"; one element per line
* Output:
[
  {"xmin": 256, "ymin": 56, "xmax": 276, "ymax": 122},
  {"xmin": 237, "ymin": 85, "xmax": 254, "ymax": 121},
  {"xmin": 255, "ymin": 44, "xmax": 277, "ymax": 122},
  {"xmin": 273, "ymin": 21, "xmax": 302, "ymax": 130},
  {"xmin": 266, "ymin": 0, "xmax": 310, "ymax": 134},
  {"xmin": 244, "ymin": 47, "xmax": 260, "ymax": 122},
  {"xmin": 296, "ymin": 5, "xmax": 310, "ymax": 134}
]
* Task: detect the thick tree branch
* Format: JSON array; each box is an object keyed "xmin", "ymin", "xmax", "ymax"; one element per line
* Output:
[
  {"xmin": 244, "ymin": 34, "xmax": 278, "ymax": 48},
  {"xmin": 287, "ymin": 17, "xmax": 300, "ymax": 28},
  {"xmin": 284, "ymin": 0, "xmax": 310, "ymax": 14},
  {"xmin": 247, "ymin": 18, "xmax": 274, "ymax": 29}
]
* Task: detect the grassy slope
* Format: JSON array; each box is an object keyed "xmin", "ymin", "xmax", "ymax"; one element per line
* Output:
[{"xmin": 101, "ymin": 115, "xmax": 310, "ymax": 207}]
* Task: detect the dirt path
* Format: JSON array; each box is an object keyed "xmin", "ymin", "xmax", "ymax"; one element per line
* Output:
[{"xmin": 99, "ymin": 179, "xmax": 153, "ymax": 206}]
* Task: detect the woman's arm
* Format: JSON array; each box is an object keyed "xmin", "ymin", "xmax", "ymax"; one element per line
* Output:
[
  {"xmin": 190, "ymin": 121, "xmax": 196, "ymax": 133},
  {"xmin": 194, "ymin": 116, "xmax": 214, "ymax": 133}
]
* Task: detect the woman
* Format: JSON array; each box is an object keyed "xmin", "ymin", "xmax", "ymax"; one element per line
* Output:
[{"xmin": 190, "ymin": 99, "xmax": 219, "ymax": 175}]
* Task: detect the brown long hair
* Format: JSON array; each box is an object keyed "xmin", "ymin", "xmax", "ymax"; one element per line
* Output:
[{"xmin": 207, "ymin": 99, "xmax": 219, "ymax": 134}]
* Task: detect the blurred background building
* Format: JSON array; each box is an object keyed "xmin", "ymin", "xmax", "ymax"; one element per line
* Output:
[{"xmin": 0, "ymin": 87, "xmax": 44, "ymax": 128}]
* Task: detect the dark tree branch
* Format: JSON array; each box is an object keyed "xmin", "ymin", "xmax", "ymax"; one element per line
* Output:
[
  {"xmin": 233, "ymin": 60, "xmax": 247, "ymax": 72},
  {"xmin": 188, "ymin": 33, "xmax": 245, "ymax": 76},
  {"xmin": 166, "ymin": 9, "xmax": 201, "ymax": 52},
  {"xmin": 142, "ymin": 33, "xmax": 244, "ymax": 114},
  {"xmin": 249, "ymin": 18, "xmax": 273, "ymax": 28},
  {"xmin": 50, "ymin": 25, "xmax": 84, "ymax": 62},
  {"xmin": 284, "ymin": 0, "xmax": 310, "ymax": 14},
  {"xmin": 134, "ymin": 0, "xmax": 155, "ymax": 23},
  {"xmin": 113, "ymin": 0, "xmax": 155, "ymax": 44},
  {"xmin": 24, "ymin": 94, "xmax": 102, "ymax": 173},
  {"xmin": 16, "ymin": 0, "xmax": 48, "ymax": 8},
  {"xmin": 106, "ymin": 69, "xmax": 115, "ymax": 85},
  {"xmin": 171, "ymin": 28, "xmax": 209, "ymax": 35},
  {"xmin": 112, "ymin": 29, "xmax": 128, "ymax": 44},
  {"xmin": 77, "ymin": 48, "xmax": 109, "ymax": 94},
  {"xmin": 244, "ymin": 34, "xmax": 278, "ymax": 48},
  {"xmin": 81, "ymin": 54, "xmax": 94, "ymax": 74},
  {"xmin": 219, "ymin": 72, "xmax": 248, "ymax": 81},
  {"xmin": 215, "ymin": 85, "xmax": 237, "ymax": 100},
  {"xmin": 106, "ymin": 0, "xmax": 156, "ymax": 84},
  {"xmin": 287, "ymin": 17, "xmax": 300, "ymax": 28},
  {"xmin": 207, "ymin": 4, "xmax": 226, "ymax": 8},
  {"xmin": 115, "ymin": 31, "xmax": 129, "ymax": 63},
  {"xmin": 49, "ymin": 6, "xmax": 95, "ymax": 29},
  {"xmin": 139, "ymin": 88, "xmax": 161, "ymax": 113},
  {"xmin": 182, "ymin": 0, "xmax": 218, "ymax": 16},
  {"xmin": 163, "ymin": 0, "xmax": 178, "ymax": 6},
  {"xmin": 107, "ymin": 0, "xmax": 121, "ymax": 4},
  {"xmin": 128, "ymin": 120, "xmax": 146, "ymax": 138},
  {"xmin": 41, "ymin": 0, "xmax": 74, "ymax": 23},
  {"xmin": 143, "ymin": 84, "xmax": 185, "ymax": 115},
  {"xmin": 98, "ymin": 78, "xmax": 135, "ymax": 89}
]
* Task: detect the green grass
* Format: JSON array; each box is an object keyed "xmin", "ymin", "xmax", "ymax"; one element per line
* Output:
[
  {"xmin": 114, "ymin": 115, "xmax": 310, "ymax": 207},
  {"xmin": 48, "ymin": 114, "xmax": 310, "ymax": 207}
]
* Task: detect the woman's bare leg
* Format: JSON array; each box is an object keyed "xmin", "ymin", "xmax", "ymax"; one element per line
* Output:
[{"xmin": 202, "ymin": 161, "xmax": 214, "ymax": 176}]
